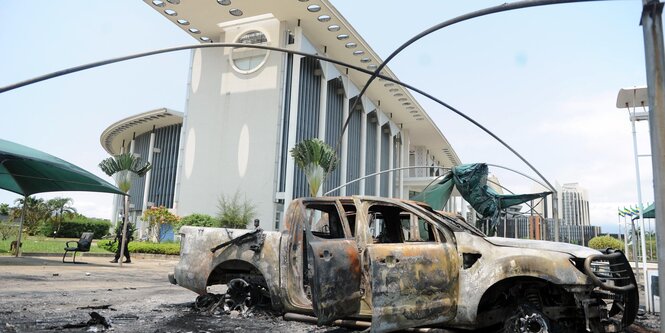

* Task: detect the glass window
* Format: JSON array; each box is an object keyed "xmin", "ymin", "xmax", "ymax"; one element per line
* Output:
[
  {"xmin": 305, "ymin": 202, "xmax": 349, "ymax": 239},
  {"xmin": 231, "ymin": 31, "xmax": 269, "ymax": 73},
  {"xmin": 367, "ymin": 203, "xmax": 445, "ymax": 243}
]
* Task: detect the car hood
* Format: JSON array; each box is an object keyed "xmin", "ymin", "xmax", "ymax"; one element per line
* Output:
[{"xmin": 486, "ymin": 237, "xmax": 601, "ymax": 258}]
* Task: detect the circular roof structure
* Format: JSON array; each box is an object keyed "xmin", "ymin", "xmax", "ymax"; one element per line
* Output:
[{"xmin": 100, "ymin": 108, "xmax": 183, "ymax": 155}]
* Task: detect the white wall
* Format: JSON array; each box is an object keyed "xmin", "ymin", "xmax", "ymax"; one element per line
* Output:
[{"xmin": 176, "ymin": 17, "xmax": 284, "ymax": 230}]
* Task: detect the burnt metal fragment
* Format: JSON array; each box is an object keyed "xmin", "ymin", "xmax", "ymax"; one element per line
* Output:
[
  {"xmin": 210, "ymin": 228, "xmax": 265, "ymax": 253},
  {"xmin": 52, "ymin": 311, "xmax": 111, "ymax": 330}
]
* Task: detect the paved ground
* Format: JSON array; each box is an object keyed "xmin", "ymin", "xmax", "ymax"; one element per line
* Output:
[
  {"xmin": 0, "ymin": 255, "xmax": 194, "ymax": 332},
  {"xmin": 0, "ymin": 255, "xmax": 659, "ymax": 333},
  {"xmin": 0, "ymin": 255, "xmax": 345, "ymax": 333}
]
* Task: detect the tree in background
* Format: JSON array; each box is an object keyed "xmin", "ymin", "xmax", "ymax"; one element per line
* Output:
[
  {"xmin": 142, "ymin": 206, "xmax": 179, "ymax": 243},
  {"xmin": 10, "ymin": 197, "xmax": 50, "ymax": 235},
  {"xmin": 290, "ymin": 138, "xmax": 338, "ymax": 197},
  {"xmin": 0, "ymin": 203, "xmax": 10, "ymax": 216},
  {"xmin": 217, "ymin": 191, "xmax": 256, "ymax": 229},
  {"xmin": 99, "ymin": 152, "xmax": 151, "ymax": 266},
  {"xmin": 46, "ymin": 197, "xmax": 77, "ymax": 237}
]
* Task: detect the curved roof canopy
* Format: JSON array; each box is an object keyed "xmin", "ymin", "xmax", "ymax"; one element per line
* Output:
[
  {"xmin": 100, "ymin": 108, "xmax": 183, "ymax": 155},
  {"xmin": 143, "ymin": 0, "xmax": 461, "ymax": 167}
]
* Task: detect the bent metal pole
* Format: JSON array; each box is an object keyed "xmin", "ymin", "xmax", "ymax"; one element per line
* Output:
[{"xmin": 337, "ymin": 0, "xmax": 611, "ymax": 241}]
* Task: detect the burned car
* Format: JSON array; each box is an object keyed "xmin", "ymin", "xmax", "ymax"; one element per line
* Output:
[{"xmin": 169, "ymin": 196, "xmax": 638, "ymax": 332}]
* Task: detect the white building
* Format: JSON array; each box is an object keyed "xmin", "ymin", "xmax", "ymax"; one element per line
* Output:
[
  {"xmin": 559, "ymin": 182, "xmax": 590, "ymax": 226},
  {"xmin": 101, "ymin": 0, "xmax": 462, "ymax": 231}
]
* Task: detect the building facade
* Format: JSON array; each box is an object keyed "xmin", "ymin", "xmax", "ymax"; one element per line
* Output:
[
  {"xmin": 493, "ymin": 216, "xmax": 600, "ymax": 246},
  {"xmin": 101, "ymin": 0, "xmax": 462, "ymax": 231},
  {"xmin": 559, "ymin": 182, "xmax": 590, "ymax": 226},
  {"xmin": 100, "ymin": 108, "xmax": 183, "ymax": 235}
]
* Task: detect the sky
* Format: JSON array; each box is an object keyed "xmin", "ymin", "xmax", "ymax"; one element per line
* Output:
[{"xmin": 0, "ymin": 1, "xmax": 653, "ymax": 234}]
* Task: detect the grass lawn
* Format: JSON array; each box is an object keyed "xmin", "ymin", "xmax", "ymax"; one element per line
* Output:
[{"xmin": 0, "ymin": 236, "xmax": 113, "ymax": 255}]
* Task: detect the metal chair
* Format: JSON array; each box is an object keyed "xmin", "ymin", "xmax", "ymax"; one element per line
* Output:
[{"xmin": 62, "ymin": 232, "xmax": 94, "ymax": 263}]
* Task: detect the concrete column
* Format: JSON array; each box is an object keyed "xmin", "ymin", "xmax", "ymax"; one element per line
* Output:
[
  {"xmin": 318, "ymin": 76, "xmax": 328, "ymax": 141},
  {"xmin": 359, "ymin": 109, "xmax": 367, "ymax": 195},
  {"xmin": 340, "ymin": 92, "xmax": 349, "ymax": 196},
  {"xmin": 283, "ymin": 54, "xmax": 303, "ymax": 212},
  {"xmin": 388, "ymin": 135, "xmax": 394, "ymax": 197},
  {"xmin": 140, "ymin": 131, "xmax": 156, "ymax": 239},
  {"xmin": 375, "ymin": 121, "xmax": 381, "ymax": 195}
]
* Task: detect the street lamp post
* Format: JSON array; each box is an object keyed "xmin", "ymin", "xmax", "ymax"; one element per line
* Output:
[
  {"xmin": 640, "ymin": 0, "xmax": 665, "ymax": 321},
  {"xmin": 616, "ymin": 86, "xmax": 651, "ymax": 312}
]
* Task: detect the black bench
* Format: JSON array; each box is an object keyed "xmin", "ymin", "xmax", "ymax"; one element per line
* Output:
[{"xmin": 62, "ymin": 232, "xmax": 94, "ymax": 263}]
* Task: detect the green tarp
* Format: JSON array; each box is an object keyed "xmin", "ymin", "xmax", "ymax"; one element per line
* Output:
[
  {"xmin": 642, "ymin": 203, "xmax": 655, "ymax": 219},
  {"xmin": 411, "ymin": 163, "xmax": 551, "ymax": 222},
  {"xmin": 410, "ymin": 173, "xmax": 454, "ymax": 211}
]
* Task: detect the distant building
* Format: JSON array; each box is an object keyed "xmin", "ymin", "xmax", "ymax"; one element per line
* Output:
[
  {"xmin": 559, "ymin": 183, "xmax": 590, "ymax": 226},
  {"xmin": 100, "ymin": 108, "xmax": 183, "ymax": 237},
  {"xmin": 494, "ymin": 216, "xmax": 600, "ymax": 246}
]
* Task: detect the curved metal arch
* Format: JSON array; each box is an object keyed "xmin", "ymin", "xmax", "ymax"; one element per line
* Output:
[
  {"xmin": 485, "ymin": 163, "xmax": 550, "ymax": 191},
  {"xmin": 0, "ymin": 43, "xmax": 369, "ymax": 94},
  {"xmin": 0, "ymin": 41, "xmax": 552, "ymax": 193},
  {"xmin": 345, "ymin": 0, "xmax": 608, "ymax": 193},
  {"xmin": 323, "ymin": 165, "xmax": 450, "ymax": 196}
]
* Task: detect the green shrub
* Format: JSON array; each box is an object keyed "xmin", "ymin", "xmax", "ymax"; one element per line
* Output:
[
  {"xmin": 217, "ymin": 191, "xmax": 256, "ymax": 229},
  {"xmin": 588, "ymin": 235, "xmax": 624, "ymax": 252},
  {"xmin": 176, "ymin": 213, "xmax": 219, "ymax": 232},
  {"xmin": 98, "ymin": 239, "xmax": 115, "ymax": 252},
  {"xmin": 129, "ymin": 241, "xmax": 180, "ymax": 255},
  {"xmin": 0, "ymin": 222, "xmax": 18, "ymax": 240},
  {"xmin": 40, "ymin": 218, "xmax": 111, "ymax": 238},
  {"xmin": 98, "ymin": 239, "xmax": 180, "ymax": 255}
]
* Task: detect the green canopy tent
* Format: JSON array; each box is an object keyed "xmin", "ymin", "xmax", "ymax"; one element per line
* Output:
[
  {"xmin": 642, "ymin": 203, "xmax": 655, "ymax": 219},
  {"xmin": 0, "ymin": 138, "xmax": 124, "ymax": 257},
  {"xmin": 411, "ymin": 163, "xmax": 550, "ymax": 225},
  {"xmin": 629, "ymin": 203, "xmax": 655, "ymax": 221}
]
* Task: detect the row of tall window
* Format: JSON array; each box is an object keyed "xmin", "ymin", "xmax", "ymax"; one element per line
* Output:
[
  {"xmin": 127, "ymin": 124, "xmax": 181, "ymax": 211},
  {"xmin": 286, "ymin": 57, "xmax": 398, "ymax": 199}
]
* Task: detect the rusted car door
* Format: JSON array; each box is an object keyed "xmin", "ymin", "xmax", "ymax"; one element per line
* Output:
[
  {"xmin": 364, "ymin": 202, "xmax": 459, "ymax": 333},
  {"xmin": 365, "ymin": 244, "xmax": 458, "ymax": 332},
  {"xmin": 306, "ymin": 200, "xmax": 362, "ymax": 325}
]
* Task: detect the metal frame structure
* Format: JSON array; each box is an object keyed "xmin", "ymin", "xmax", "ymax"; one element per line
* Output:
[{"xmin": 3, "ymin": 0, "xmax": 663, "ymax": 322}]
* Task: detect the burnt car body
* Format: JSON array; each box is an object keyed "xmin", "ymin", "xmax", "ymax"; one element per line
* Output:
[{"xmin": 169, "ymin": 196, "xmax": 638, "ymax": 332}]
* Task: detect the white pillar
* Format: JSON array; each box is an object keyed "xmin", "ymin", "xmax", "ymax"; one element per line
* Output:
[
  {"xmin": 340, "ymin": 92, "xmax": 349, "ymax": 196},
  {"xmin": 283, "ymin": 54, "xmax": 302, "ymax": 210},
  {"xmin": 359, "ymin": 109, "xmax": 367, "ymax": 195},
  {"xmin": 399, "ymin": 131, "xmax": 410, "ymax": 199},
  {"xmin": 388, "ymin": 135, "xmax": 394, "ymax": 197},
  {"xmin": 140, "ymin": 131, "xmax": 156, "ymax": 239},
  {"xmin": 375, "ymin": 121, "xmax": 381, "ymax": 195},
  {"xmin": 318, "ymin": 76, "xmax": 328, "ymax": 141}
]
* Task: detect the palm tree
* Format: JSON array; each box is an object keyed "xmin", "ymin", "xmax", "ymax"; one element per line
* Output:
[
  {"xmin": 290, "ymin": 138, "xmax": 338, "ymax": 197},
  {"xmin": 11, "ymin": 197, "xmax": 50, "ymax": 235},
  {"xmin": 99, "ymin": 153, "xmax": 151, "ymax": 266},
  {"xmin": 47, "ymin": 197, "xmax": 76, "ymax": 237}
]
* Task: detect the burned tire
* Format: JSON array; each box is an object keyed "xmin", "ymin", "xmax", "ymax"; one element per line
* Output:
[
  {"xmin": 224, "ymin": 278, "xmax": 253, "ymax": 314},
  {"xmin": 504, "ymin": 304, "xmax": 552, "ymax": 333}
]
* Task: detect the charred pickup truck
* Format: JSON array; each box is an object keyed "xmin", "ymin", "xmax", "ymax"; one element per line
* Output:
[{"xmin": 169, "ymin": 196, "xmax": 638, "ymax": 333}]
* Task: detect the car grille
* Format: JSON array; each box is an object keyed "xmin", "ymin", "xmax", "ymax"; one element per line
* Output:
[{"xmin": 584, "ymin": 249, "xmax": 636, "ymax": 293}]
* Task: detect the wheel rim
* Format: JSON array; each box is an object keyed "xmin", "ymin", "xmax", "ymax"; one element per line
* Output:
[{"xmin": 517, "ymin": 312, "xmax": 549, "ymax": 333}]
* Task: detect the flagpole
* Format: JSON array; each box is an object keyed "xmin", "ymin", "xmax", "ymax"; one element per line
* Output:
[
  {"xmin": 628, "ymin": 209, "xmax": 641, "ymax": 285},
  {"xmin": 623, "ymin": 213, "xmax": 630, "ymax": 260}
]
